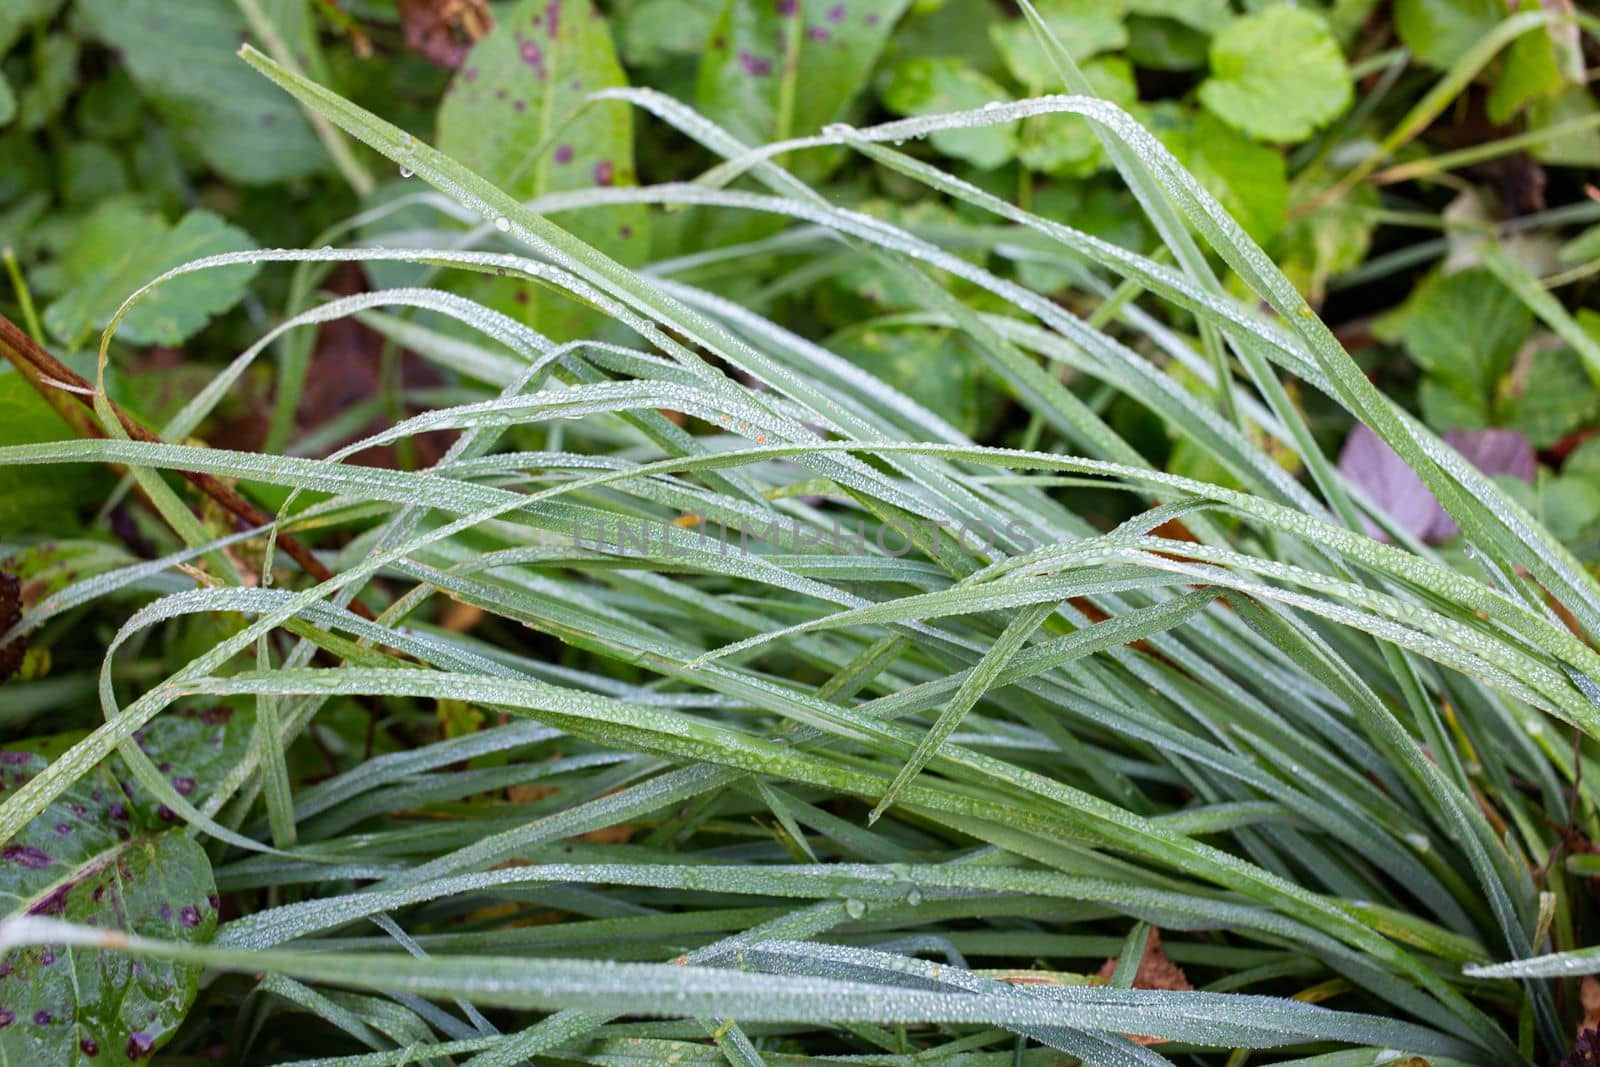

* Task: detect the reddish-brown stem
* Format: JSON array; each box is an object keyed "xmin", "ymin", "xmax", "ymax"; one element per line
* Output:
[{"xmin": 0, "ymin": 312, "xmax": 376, "ymax": 622}]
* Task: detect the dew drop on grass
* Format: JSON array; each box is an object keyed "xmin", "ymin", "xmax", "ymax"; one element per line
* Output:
[
  {"xmin": 843, "ymin": 898, "xmax": 866, "ymax": 919},
  {"xmin": 399, "ymin": 165, "xmax": 414, "ymax": 178},
  {"xmin": 906, "ymin": 888, "xmax": 923, "ymax": 906},
  {"xmin": 494, "ymin": 217, "xmax": 512, "ymax": 233}
]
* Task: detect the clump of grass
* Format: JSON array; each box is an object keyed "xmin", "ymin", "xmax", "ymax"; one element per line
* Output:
[{"xmin": 2, "ymin": 12, "xmax": 1599, "ymax": 1066}]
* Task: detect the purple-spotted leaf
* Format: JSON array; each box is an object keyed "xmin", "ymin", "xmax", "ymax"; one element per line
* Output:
[
  {"xmin": 437, "ymin": 0, "xmax": 645, "ymax": 337},
  {"xmin": 0, "ymin": 750, "xmax": 217, "ymax": 1065},
  {"xmin": 1339, "ymin": 424, "xmax": 1536, "ymax": 543},
  {"xmin": 123, "ymin": 706, "xmax": 255, "ymax": 824},
  {"xmin": 697, "ymin": 0, "xmax": 911, "ymax": 180}
]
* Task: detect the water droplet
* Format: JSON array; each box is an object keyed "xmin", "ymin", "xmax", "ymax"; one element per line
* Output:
[
  {"xmin": 1464, "ymin": 542, "xmax": 1478, "ymax": 560},
  {"xmin": 400, "ymin": 133, "xmax": 415, "ymax": 152},
  {"xmin": 822, "ymin": 122, "xmax": 854, "ymax": 137},
  {"xmin": 906, "ymin": 888, "xmax": 923, "ymax": 906},
  {"xmin": 982, "ymin": 101, "xmax": 1004, "ymax": 111},
  {"xmin": 398, "ymin": 165, "xmax": 414, "ymax": 179},
  {"xmin": 494, "ymin": 217, "xmax": 511, "ymax": 233},
  {"xmin": 843, "ymin": 898, "xmax": 866, "ymax": 919}
]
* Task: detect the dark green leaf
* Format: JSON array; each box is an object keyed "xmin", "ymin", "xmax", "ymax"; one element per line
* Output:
[
  {"xmin": 1378, "ymin": 267, "xmax": 1531, "ymax": 430},
  {"xmin": 1505, "ymin": 348, "xmax": 1598, "ymax": 448},
  {"xmin": 42, "ymin": 202, "xmax": 258, "ymax": 348},
  {"xmin": 1153, "ymin": 106, "xmax": 1287, "ymax": 246},
  {"xmin": 76, "ymin": 0, "xmax": 328, "ymax": 184},
  {"xmin": 1124, "ymin": 0, "xmax": 1229, "ymax": 32},
  {"xmin": 1017, "ymin": 56, "xmax": 1136, "ymax": 177},
  {"xmin": 0, "ymin": 749, "xmax": 217, "ymax": 1066},
  {"xmin": 17, "ymin": 33, "xmax": 78, "ymax": 132},
  {"xmin": 881, "ymin": 58, "xmax": 1014, "ymax": 169},
  {"xmin": 0, "ymin": 374, "xmax": 109, "ymax": 533}
]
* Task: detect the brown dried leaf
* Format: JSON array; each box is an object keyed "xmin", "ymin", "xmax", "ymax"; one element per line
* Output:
[
  {"xmin": 398, "ymin": 0, "xmax": 494, "ymax": 69},
  {"xmin": 1096, "ymin": 928, "xmax": 1193, "ymax": 992}
]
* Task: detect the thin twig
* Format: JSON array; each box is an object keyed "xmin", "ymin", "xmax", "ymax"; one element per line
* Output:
[{"xmin": 0, "ymin": 312, "xmax": 376, "ymax": 621}]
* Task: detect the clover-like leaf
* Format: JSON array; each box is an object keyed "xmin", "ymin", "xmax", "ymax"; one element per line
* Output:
[
  {"xmin": 1018, "ymin": 57, "xmax": 1138, "ymax": 178},
  {"xmin": 881, "ymin": 58, "xmax": 1015, "ymax": 169},
  {"xmin": 990, "ymin": 0, "xmax": 1127, "ymax": 83},
  {"xmin": 0, "ymin": 749, "xmax": 218, "ymax": 1065},
  {"xmin": 41, "ymin": 202, "xmax": 258, "ymax": 349},
  {"xmin": 1198, "ymin": 5, "xmax": 1351, "ymax": 144}
]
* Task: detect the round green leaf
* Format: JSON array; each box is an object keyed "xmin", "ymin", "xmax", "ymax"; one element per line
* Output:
[{"xmin": 1198, "ymin": 5, "xmax": 1352, "ymax": 143}]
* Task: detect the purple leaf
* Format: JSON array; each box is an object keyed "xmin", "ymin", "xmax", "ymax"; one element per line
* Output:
[{"xmin": 1338, "ymin": 425, "xmax": 1535, "ymax": 543}]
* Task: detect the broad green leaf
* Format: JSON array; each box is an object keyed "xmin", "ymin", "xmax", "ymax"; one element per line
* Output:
[
  {"xmin": 617, "ymin": 0, "xmax": 723, "ymax": 68},
  {"xmin": 696, "ymin": 0, "xmax": 911, "ymax": 178},
  {"xmin": 1124, "ymin": 0, "xmax": 1230, "ymax": 32},
  {"xmin": 1393, "ymin": 0, "xmax": 1506, "ymax": 69},
  {"xmin": 125, "ymin": 705, "xmax": 257, "ymax": 817},
  {"xmin": 1198, "ymin": 5, "xmax": 1351, "ymax": 144},
  {"xmin": 881, "ymin": 58, "xmax": 1014, "ymax": 169},
  {"xmin": 437, "ymin": 0, "xmax": 646, "ymax": 337},
  {"xmin": 0, "ymin": 0, "xmax": 60, "ymax": 56},
  {"xmin": 885, "ymin": 0, "xmax": 1007, "ymax": 76},
  {"xmin": 1530, "ymin": 87, "xmax": 1600, "ymax": 166},
  {"xmin": 42, "ymin": 202, "xmax": 259, "ymax": 348},
  {"xmin": 1280, "ymin": 174, "xmax": 1378, "ymax": 302},
  {"xmin": 59, "ymin": 142, "xmax": 129, "ymax": 209},
  {"xmin": 1153, "ymin": 106, "xmax": 1287, "ymax": 247},
  {"xmin": 1017, "ymin": 56, "xmax": 1137, "ymax": 177},
  {"xmin": 16, "ymin": 33, "xmax": 77, "ymax": 133},
  {"xmin": 1486, "ymin": 0, "xmax": 1570, "ymax": 124},
  {"xmin": 826, "ymin": 326, "xmax": 991, "ymax": 438},
  {"xmin": 1377, "ymin": 267, "xmax": 1530, "ymax": 430},
  {"xmin": 0, "ymin": 750, "xmax": 217, "ymax": 1066},
  {"xmin": 1124, "ymin": 15, "xmax": 1210, "ymax": 71},
  {"xmin": 1505, "ymin": 348, "xmax": 1598, "ymax": 448},
  {"xmin": 0, "ymin": 374, "xmax": 109, "ymax": 533},
  {"xmin": 991, "ymin": 0, "xmax": 1127, "ymax": 81},
  {"xmin": 76, "ymin": 0, "xmax": 327, "ymax": 184}
]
